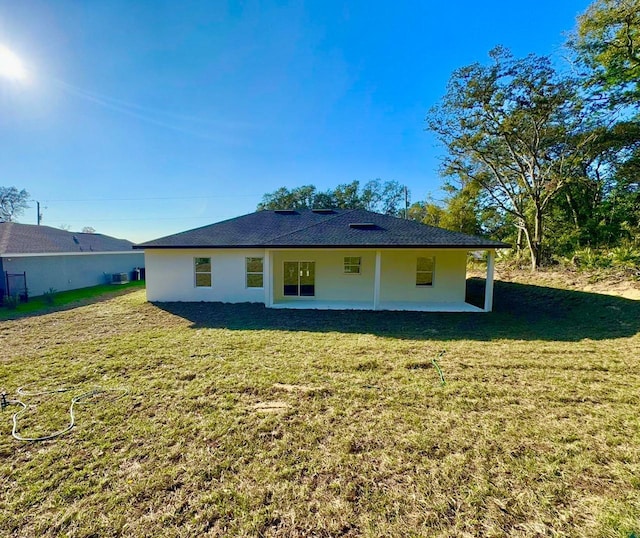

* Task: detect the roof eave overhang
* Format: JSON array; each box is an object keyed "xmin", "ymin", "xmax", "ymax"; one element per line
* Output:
[
  {"xmin": 135, "ymin": 243, "xmax": 511, "ymax": 250},
  {"xmin": 1, "ymin": 250, "xmax": 140, "ymax": 257}
]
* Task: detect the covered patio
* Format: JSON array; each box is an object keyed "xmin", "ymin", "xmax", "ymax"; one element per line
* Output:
[{"xmin": 267, "ymin": 249, "xmax": 496, "ymax": 313}]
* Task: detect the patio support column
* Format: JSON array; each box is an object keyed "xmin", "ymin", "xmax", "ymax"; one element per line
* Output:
[
  {"xmin": 484, "ymin": 249, "xmax": 495, "ymax": 312},
  {"xmin": 264, "ymin": 249, "xmax": 273, "ymax": 307},
  {"xmin": 373, "ymin": 250, "xmax": 381, "ymax": 310}
]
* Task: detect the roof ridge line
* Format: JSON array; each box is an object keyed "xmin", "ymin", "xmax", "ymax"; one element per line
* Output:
[{"xmin": 265, "ymin": 208, "xmax": 359, "ymax": 244}]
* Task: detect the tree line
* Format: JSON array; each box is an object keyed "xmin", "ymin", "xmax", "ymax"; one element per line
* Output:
[
  {"xmin": 257, "ymin": 180, "xmax": 409, "ymax": 216},
  {"xmin": 260, "ymin": 0, "xmax": 640, "ymax": 270},
  {"xmin": 428, "ymin": 0, "xmax": 640, "ymax": 269}
]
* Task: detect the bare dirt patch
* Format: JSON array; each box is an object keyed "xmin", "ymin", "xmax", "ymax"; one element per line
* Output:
[
  {"xmin": 252, "ymin": 401, "xmax": 291, "ymax": 413},
  {"xmin": 472, "ymin": 266, "xmax": 640, "ymax": 300}
]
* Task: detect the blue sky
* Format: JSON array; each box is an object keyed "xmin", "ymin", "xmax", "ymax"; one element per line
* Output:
[{"xmin": 1, "ymin": 0, "xmax": 589, "ymax": 242}]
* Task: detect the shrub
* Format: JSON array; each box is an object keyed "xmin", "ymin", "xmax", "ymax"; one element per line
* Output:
[
  {"xmin": 571, "ymin": 247, "xmax": 611, "ymax": 269},
  {"xmin": 609, "ymin": 246, "xmax": 640, "ymax": 269},
  {"xmin": 495, "ymin": 248, "xmax": 532, "ymax": 269},
  {"xmin": 43, "ymin": 288, "xmax": 57, "ymax": 306},
  {"xmin": 3, "ymin": 294, "xmax": 18, "ymax": 310}
]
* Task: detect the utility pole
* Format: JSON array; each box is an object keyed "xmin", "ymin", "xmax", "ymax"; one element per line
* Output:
[
  {"xmin": 37, "ymin": 201, "xmax": 42, "ymax": 225},
  {"xmin": 404, "ymin": 186, "xmax": 409, "ymax": 219}
]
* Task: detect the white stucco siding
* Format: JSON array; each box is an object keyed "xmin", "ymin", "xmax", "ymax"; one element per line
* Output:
[
  {"xmin": 144, "ymin": 249, "xmax": 267, "ymax": 303},
  {"xmin": 379, "ymin": 249, "xmax": 467, "ymax": 304},
  {"xmin": 144, "ymin": 247, "xmax": 470, "ymax": 310},
  {"xmin": 272, "ymin": 250, "xmax": 376, "ymax": 304},
  {"xmin": 1, "ymin": 252, "xmax": 144, "ymax": 296}
]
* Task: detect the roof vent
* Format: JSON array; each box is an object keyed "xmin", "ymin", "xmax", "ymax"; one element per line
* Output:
[
  {"xmin": 349, "ymin": 222, "xmax": 378, "ymax": 229},
  {"xmin": 72, "ymin": 235, "xmax": 80, "ymax": 244},
  {"xmin": 274, "ymin": 209, "xmax": 298, "ymax": 215},
  {"xmin": 312, "ymin": 208, "xmax": 335, "ymax": 214}
]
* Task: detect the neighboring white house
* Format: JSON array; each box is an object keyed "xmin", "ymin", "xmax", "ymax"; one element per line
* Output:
[
  {"xmin": 136, "ymin": 209, "xmax": 509, "ymax": 312},
  {"xmin": 0, "ymin": 222, "xmax": 144, "ymax": 299}
]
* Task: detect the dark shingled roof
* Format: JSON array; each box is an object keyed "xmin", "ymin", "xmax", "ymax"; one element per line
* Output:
[
  {"xmin": 0, "ymin": 222, "xmax": 136, "ymax": 255},
  {"xmin": 136, "ymin": 209, "xmax": 510, "ymax": 249}
]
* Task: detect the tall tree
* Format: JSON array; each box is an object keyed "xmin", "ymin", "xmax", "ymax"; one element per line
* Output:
[
  {"xmin": 570, "ymin": 0, "xmax": 640, "ymax": 107},
  {"xmin": 332, "ymin": 181, "xmax": 363, "ymax": 209},
  {"xmin": 427, "ymin": 47, "xmax": 592, "ymax": 269},
  {"xmin": 407, "ymin": 200, "xmax": 445, "ymax": 227},
  {"xmin": 565, "ymin": 0, "xmax": 640, "ymax": 247},
  {"xmin": 0, "ymin": 187, "xmax": 29, "ymax": 222},
  {"xmin": 439, "ymin": 185, "xmax": 483, "ymax": 236},
  {"xmin": 549, "ymin": 120, "xmax": 640, "ymax": 249},
  {"xmin": 360, "ymin": 180, "xmax": 384, "ymax": 211},
  {"xmin": 380, "ymin": 181, "xmax": 407, "ymax": 216}
]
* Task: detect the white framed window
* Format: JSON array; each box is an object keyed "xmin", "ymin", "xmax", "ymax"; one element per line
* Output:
[
  {"xmin": 344, "ymin": 256, "xmax": 361, "ymax": 274},
  {"xmin": 416, "ymin": 256, "xmax": 435, "ymax": 287},
  {"xmin": 246, "ymin": 257, "xmax": 264, "ymax": 288},
  {"xmin": 194, "ymin": 257, "xmax": 212, "ymax": 287}
]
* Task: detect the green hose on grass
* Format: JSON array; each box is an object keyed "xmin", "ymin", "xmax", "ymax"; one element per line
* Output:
[{"xmin": 431, "ymin": 350, "xmax": 446, "ymax": 386}]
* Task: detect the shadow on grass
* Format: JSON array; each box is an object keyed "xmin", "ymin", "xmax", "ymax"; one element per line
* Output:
[{"xmin": 154, "ymin": 279, "xmax": 640, "ymax": 342}]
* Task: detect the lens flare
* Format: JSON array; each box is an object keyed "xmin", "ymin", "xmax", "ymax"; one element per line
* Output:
[{"xmin": 0, "ymin": 45, "xmax": 28, "ymax": 81}]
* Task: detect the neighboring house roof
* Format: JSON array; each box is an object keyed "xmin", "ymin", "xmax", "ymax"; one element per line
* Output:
[
  {"xmin": 0, "ymin": 222, "xmax": 136, "ymax": 255},
  {"xmin": 136, "ymin": 209, "xmax": 510, "ymax": 249}
]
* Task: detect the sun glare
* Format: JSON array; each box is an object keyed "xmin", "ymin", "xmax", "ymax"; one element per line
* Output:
[{"xmin": 0, "ymin": 45, "xmax": 28, "ymax": 81}]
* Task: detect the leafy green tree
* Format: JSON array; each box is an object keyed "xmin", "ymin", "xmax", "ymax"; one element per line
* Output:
[
  {"xmin": 407, "ymin": 201, "xmax": 445, "ymax": 227},
  {"xmin": 360, "ymin": 180, "xmax": 383, "ymax": 211},
  {"xmin": 312, "ymin": 190, "xmax": 337, "ymax": 209},
  {"xmin": 380, "ymin": 181, "xmax": 406, "ymax": 215},
  {"xmin": 258, "ymin": 179, "xmax": 409, "ymax": 216},
  {"xmin": 570, "ymin": 0, "xmax": 640, "ymax": 106},
  {"xmin": 257, "ymin": 185, "xmax": 318, "ymax": 210},
  {"xmin": 554, "ymin": 120, "xmax": 640, "ymax": 250},
  {"xmin": 332, "ymin": 181, "xmax": 363, "ymax": 209},
  {"xmin": 596, "ymin": 140, "xmax": 640, "ymax": 244},
  {"xmin": 439, "ymin": 185, "xmax": 482, "ymax": 236},
  {"xmin": 564, "ymin": 0, "xmax": 640, "ymax": 249},
  {"xmin": 0, "ymin": 186, "xmax": 29, "ymax": 222},
  {"xmin": 427, "ymin": 47, "xmax": 593, "ymax": 269}
]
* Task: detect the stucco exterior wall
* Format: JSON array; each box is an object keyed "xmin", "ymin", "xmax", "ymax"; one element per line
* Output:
[
  {"xmin": 144, "ymin": 248, "xmax": 469, "ymax": 309},
  {"xmin": 379, "ymin": 249, "xmax": 467, "ymax": 304},
  {"xmin": 272, "ymin": 248, "xmax": 466, "ymax": 306},
  {"xmin": 272, "ymin": 249, "xmax": 376, "ymax": 304},
  {"xmin": 1, "ymin": 252, "xmax": 144, "ymax": 296},
  {"xmin": 144, "ymin": 249, "xmax": 267, "ymax": 302}
]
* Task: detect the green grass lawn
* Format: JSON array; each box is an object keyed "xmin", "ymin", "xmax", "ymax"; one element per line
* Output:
[
  {"xmin": 0, "ymin": 280, "xmax": 145, "ymax": 320},
  {"xmin": 0, "ymin": 278, "xmax": 639, "ymax": 537}
]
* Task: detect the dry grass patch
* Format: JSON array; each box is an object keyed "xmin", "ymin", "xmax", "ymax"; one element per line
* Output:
[{"xmin": 0, "ymin": 279, "xmax": 639, "ymax": 537}]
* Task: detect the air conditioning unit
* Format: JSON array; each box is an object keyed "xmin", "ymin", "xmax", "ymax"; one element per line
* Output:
[{"xmin": 111, "ymin": 273, "xmax": 129, "ymax": 284}]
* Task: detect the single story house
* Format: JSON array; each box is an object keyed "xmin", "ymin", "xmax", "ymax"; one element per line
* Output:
[
  {"xmin": 0, "ymin": 222, "xmax": 144, "ymax": 298},
  {"xmin": 135, "ymin": 209, "xmax": 509, "ymax": 312}
]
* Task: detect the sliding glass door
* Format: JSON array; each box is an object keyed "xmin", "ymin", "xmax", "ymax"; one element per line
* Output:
[{"xmin": 283, "ymin": 261, "xmax": 315, "ymax": 297}]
